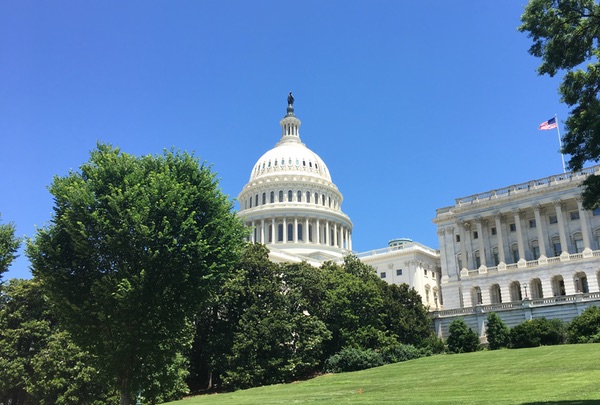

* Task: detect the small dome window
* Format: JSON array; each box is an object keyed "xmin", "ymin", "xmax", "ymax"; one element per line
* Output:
[
  {"xmin": 274, "ymin": 160, "xmax": 278, "ymax": 166},
  {"xmin": 281, "ymin": 158, "xmax": 285, "ymax": 166},
  {"xmin": 309, "ymin": 161, "xmax": 313, "ymax": 167},
  {"xmin": 262, "ymin": 162, "xmax": 265, "ymax": 169},
  {"xmin": 289, "ymin": 158, "xmax": 292, "ymax": 165},
  {"xmin": 268, "ymin": 161, "xmax": 271, "ymax": 168},
  {"xmin": 296, "ymin": 159, "xmax": 299, "ymax": 166},
  {"xmin": 302, "ymin": 160, "xmax": 306, "ymax": 166},
  {"xmin": 315, "ymin": 163, "xmax": 318, "ymax": 169}
]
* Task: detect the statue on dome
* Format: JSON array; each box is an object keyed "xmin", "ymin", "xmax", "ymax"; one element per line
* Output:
[{"xmin": 287, "ymin": 91, "xmax": 295, "ymax": 106}]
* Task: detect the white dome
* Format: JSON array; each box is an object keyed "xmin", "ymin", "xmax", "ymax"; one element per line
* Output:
[{"xmin": 249, "ymin": 137, "xmax": 331, "ymax": 182}]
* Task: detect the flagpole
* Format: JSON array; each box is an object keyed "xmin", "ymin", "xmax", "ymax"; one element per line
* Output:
[{"xmin": 555, "ymin": 114, "xmax": 566, "ymax": 173}]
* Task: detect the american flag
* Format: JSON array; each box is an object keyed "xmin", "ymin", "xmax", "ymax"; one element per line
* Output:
[{"xmin": 539, "ymin": 117, "xmax": 558, "ymax": 130}]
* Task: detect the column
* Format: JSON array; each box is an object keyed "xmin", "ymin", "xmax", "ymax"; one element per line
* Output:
[
  {"xmin": 294, "ymin": 218, "xmax": 298, "ymax": 243},
  {"xmin": 325, "ymin": 221, "xmax": 330, "ymax": 246},
  {"xmin": 334, "ymin": 223, "xmax": 338, "ymax": 247},
  {"xmin": 458, "ymin": 221, "xmax": 468, "ymax": 271},
  {"xmin": 512, "ymin": 209, "xmax": 526, "ymax": 261},
  {"xmin": 283, "ymin": 217, "xmax": 287, "ymax": 244},
  {"xmin": 576, "ymin": 197, "xmax": 592, "ymax": 250},
  {"xmin": 251, "ymin": 221, "xmax": 255, "ymax": 243},
  {"xmin": 533, "ymin": 205, "xmax": 547, "ymax": 258},
  {"xmin": 260, "ymin": 219, "xmax": 265, "ymax": 243},
  {"xmin": 316, "ymin": 219, "xmax": 320, "ymax": 244},
  {"xmin": 494, "ymin": 213, "xmax": 506, "ymax": 264},
  {"xmin": 475, "ymin": 217, "xmax": 486, "ymax": 268},
  {"xmin": 463, "ymin": 222, "xmax": 473, "ymax": 269},
  {"xmin": 348, "ymin": 231, "xmax": 352, "ymax": 251},
  {"xmin": 271, "ymin": 218, "xmax": 275, "ymax": 243},
  {"xmin": 553, "ymin": 201, "xmax": 569, "ymax": 255},
  {"xmin": 305, "ymin": 218, "xmax": 310, "ymax": 243}
]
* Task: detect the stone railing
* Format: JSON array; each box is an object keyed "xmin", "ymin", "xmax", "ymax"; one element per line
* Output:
[
  {"xmin": 355, "ymin": 241, "xmax": 439, "ymax": 258},
  {"xmin": 435, "ymin": 165, "xmax": 600, "ymax": 214}
]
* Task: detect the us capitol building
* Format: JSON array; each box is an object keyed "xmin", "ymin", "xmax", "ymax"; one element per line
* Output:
[{"xmin": 238, "ymin": 95, "xmax": 600, "ymax": 339}]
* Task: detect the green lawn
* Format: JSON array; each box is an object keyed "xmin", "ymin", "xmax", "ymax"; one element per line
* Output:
[{"xmin": 166, "ymin": 344, "xmax": 600, "ymax": 405}]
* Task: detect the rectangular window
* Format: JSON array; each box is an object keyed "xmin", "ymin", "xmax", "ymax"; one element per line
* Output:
[
  {"xmin": 424, "ymin": 269, "xmax": 428, "ymax": 277},
  {"xmin": 380, "ymin": 272, "xmax": 386, "ymax": 279},
  {"xmin": 575, "ymin": 239, "xmax": 584, "ymax": 253},
  {"xmin": 593, "ymin": 208, "xmax": 600, "ymax": 216},
  {"xmin": 491, "ymin": 227, "xmax": 497, "ymax": 236},
  {"xmin": 396, "ymin": 269, "xmax": 402, "ymax": 276},
  {"xmin": 570, "ymin": 211, "xmax": 580, "ymax": 220},
  {"xmin": 509, "ymin": 223, "xmax": 516, "ymax": 232},
  {"xmin": 529, "ymin": 219, "xmax": 536, "ymax": 228},
  {"xmin": 493, "ymin": 252, "xmax": 499, "ymax": 266},
  {"xmin": 456, "ymin": 234, "xmax": 461, "ymax": 243},
  {"xmin": 473, "ymin": 231, "xmax": 478, "ymax": 239},
  {"xmin": 549, "ymin": 215, "xmax": 558, "ymax": 224},
  {"xmin": 532, "ymin": 245, "xmax": 540, "ymax": 259},
  {"xmin": 553, "ymin": 242, "xmax": 561, "ymax": 256}
]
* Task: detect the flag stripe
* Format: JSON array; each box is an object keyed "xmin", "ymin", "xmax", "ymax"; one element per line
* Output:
[{"xmin": 539, "ymin": 117, "xmax": 557, "ymax": 130}]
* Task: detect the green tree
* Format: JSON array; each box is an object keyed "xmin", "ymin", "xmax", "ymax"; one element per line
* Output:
[
  {"xmin": 0, "ymin": 279, "xmax": 115, "ymax": 405},
  {"xmin": 447, "ymin": 318, "xmax": 480, "ymax": 353},
  {"xmin": 27, "ymin": 144, "xmax": 247, "ymax": 404},
  {"xmin": 510, "ymin": 318, "xmax": 566, "ymax": 348},
  {"xmin": 0, "ymin": 214, "xmax": 20, "ymax": 281},
  {"xmin": 485, "ymin": 312, "xmax": 511, "ymax": 350},
  {"xmin": 567, "ymin": 305, "xmax": 600, "ymax": 343},
  {"xmin": 519, "ymin": 0, "xmax": 600, "ymax": 208}
]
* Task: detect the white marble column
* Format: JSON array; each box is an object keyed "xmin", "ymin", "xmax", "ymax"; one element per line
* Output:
[
  {"xmin": 576, "ymin": 197, "xmax": 592, "ymax": 250},
  {"xmin": 260, "ymin": 219, "xmax": 265, "ymax": 243},
  {"xmin": 533, "ymin": 205, "xmax": 547, "ymax": 258},
  {"xmin": 334, "ymin": 223, "xmax": 338, "ymax": 247},
  {"xmin": 554, "ymin": 201, "xmax": 569, "ymax": 255},
  {"xmin": 294, "ymin": 218, "xmax": 298, "ymax": 243},
  {"xmin": 458, "ymin": 221, "xmax": 468, "ymax": 271},
  {"xmin": 271, "ymin": 218, "xmax": 275, "ymax": 243},
  {"xmin": 475, "ymin": 217, "xmax": 486, "ymax": 268},
  {"xmin": 305, "ymin": 218, "xmax": 310, "ymax": 243},
  {"xmin": 513, "ymin": 209, "xmax": 526, "ymax": 261},
  {"xmin": 494, "ymin": 213, "xmax": 506, "ymax": 264},
  {"xmin": 283, "ymin": 217, "xmax": 287, "ymax": 244},
  {"xmin": 251, "ymin": 221, "xmax": 255, "ymax": 243},
  {"xmin": 316, "ymin": 219, "xmax": 320, "ymax": 244},
  {"xmin": 325, "ymin": 221, "xmax": 329, "ymax": 246}
]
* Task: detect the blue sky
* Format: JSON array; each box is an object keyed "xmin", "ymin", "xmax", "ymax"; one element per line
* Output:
[{"xmin": 1, "ymin": 1, "xmax": 571, "ymax": 280}]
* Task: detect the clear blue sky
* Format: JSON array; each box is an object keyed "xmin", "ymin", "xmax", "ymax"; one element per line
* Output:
[{"xmin": 1, "ymin": 1, "xmax": 571, "ymax": 280}]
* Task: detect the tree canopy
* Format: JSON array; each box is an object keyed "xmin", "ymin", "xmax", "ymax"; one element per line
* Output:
[
  {"xmin": 27, "ymin": 144, "xmax": 247, "ymax": 404},
  {"xmin": 0, "ymin": 214, "xmax": 20, "ymax": 281},
  {"xmin": 519, "ymin": 0, "xmax": 600, "ymax": 208}
]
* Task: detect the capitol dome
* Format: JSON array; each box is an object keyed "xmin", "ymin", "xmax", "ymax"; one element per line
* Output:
[{"xmin": 238, "ymin": 93, "xmax": 353, "ymax": 261}]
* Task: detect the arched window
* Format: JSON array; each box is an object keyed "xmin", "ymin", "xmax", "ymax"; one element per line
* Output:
[
  {"xmin": 474, "ymin": 251, "xmax": 481, "ymax": 268},
  {"xmin": 288, "ymin": 190, "xmax": 293, "ymax": 202},
  {"xmin": 551, "ymin": 275, "xmax": 565, "ymax": 296},
  {"xmin": 262, "ymin": 193, "xmax": 266, "ymax": 205},
  {"xmin": 268, "ymin": 224, "xmax": 273, "ymax": 243},
  {"xmin": 509, "ymin": 281, "xmax": 522, "ymax": 301},
  {"xmin": 314, "ymin": 192, "xmax": 318, "ymax": 204},
  {"xmin": 308, "ymin": 224, "xmax": 313, "ymax": 242},
  {"xmin": 492, "ymin": 247, "xmax": 499, "ymax": 266},
  {"xmin": 249, "ymin": 197, "xmax": 252, "ymax": 208},
  {"xmin": 530, "ymin": 278, "xmax": 543, "ymax": 299},
  {"xmin": 297, "ymin": 190, "xmax": 302, "ymax": 202},
  {"xmin": 471, "ymin": 286, "xmax": 482, "ymax": 306},
  {"xmin": 551, "ymin": 236, "xmax": 562, "ymax": 257},
  {"xmin": 279, "ymin": 190, "xmax": 284, "ymax": 202},
  {"xmin": 573, "ymin": 232, "xmax": 584, "ymax": 253},
  {"xmin": 306, "ymin": 192, "xmax": 311, "ymax": 203},
  {"xmin": 574, "ymin": 272, "xmax": 589, "ymax": 293},
  {"xmin": 287, "ymin": 223, "xmax": 293, "ymax": 241},
  {"xmin": 270, "ymin": 191, "xmax": 275, "ymax": 204},
  {"xmin": 297, "ymin": 223, "xmax": 303, "ymax": 241},
  {"xmin": 255, "ymin": 194, "xmax": 259, "ymax": 206},
  {"xmin": 530, "ymin": 239, "xmax": 540, "ymax": 260},
  {"xmin": 277, "ymin": 224, "xmax": 284, "ymax": 242},
  {"xmin": 490, "ymin": 284, "xmax": 502, "ymax": 304},
  {"xmin": 322, "ymin": 194, "xmax": 325, "ymax": 206},
  {"xmin": 510, "ymin": 244, "xmax": 519, "ymax": 263}
]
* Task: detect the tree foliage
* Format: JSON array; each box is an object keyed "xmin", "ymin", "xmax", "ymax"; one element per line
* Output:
[
  {"xmin": 510, "ymin": 318, "xmax": 566, "ymax": 348},
  {"xmin": 447, "ymin": 318, "xmax": 480, "ymax": 353},
  {"xmin": 0, "ymin": 214, "xmax": 20, "ymax": 281},
  {"xmin": 485, "ymin": 312, "xmax": 511, "ymax": 350},
  {"xmin": 519, "ymin": 0, "xmax": 600, "ymax": 208},
  {"xmin": 567, "ymin": 305, "xmax": 600, "ymax": 343},
  {"xmin": 0, "ymin": 278, "xmax": 116, "ymax": 405},
  {"xmin": 27, "ymin": 144, "xmax": 247, "ymax": 404}
]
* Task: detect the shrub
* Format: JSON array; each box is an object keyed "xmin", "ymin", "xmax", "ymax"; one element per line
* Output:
[
  {"xmin": 567, "ymin": 306, "xmax": 600, "ymax": 344},
  {"xmin": 380, "ymin": 343, "xmax": 425, "ymax": 364},
  {"xmin": 421, "ymin": 334, "xmax": 447, "ymax": 354},
  {"xmin": 510, "ymin": 318, "xmax": 566, "ymax": 348},
  {"xmin": 486, "ymin": 312, "xmax": 511, "ymax": 350},
  {"xmin": 447, "ymin": 319, "xmax": 480, "ymax": 353},
  {"xmin": 324, "ymin": 347, "xmax": 384, "ymax": 373}
]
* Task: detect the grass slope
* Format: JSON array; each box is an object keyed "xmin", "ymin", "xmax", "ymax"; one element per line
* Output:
[{"xmin": 167, "ymin": 344, "xmax": 600, "ymax": 405}]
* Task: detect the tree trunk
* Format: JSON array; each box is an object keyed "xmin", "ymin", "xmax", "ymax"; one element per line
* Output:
[{"xmin": 207, "ymin": 370, "xmax": 213, "ymax": 390}]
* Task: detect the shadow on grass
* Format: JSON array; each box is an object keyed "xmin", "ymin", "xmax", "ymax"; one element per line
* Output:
[{"xmin": 522, "ymin": 402, "xmax": 600, "ymax": 405}]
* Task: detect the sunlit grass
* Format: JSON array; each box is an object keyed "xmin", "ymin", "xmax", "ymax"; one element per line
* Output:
[{"xmin": 166, "ymin": 344, "xmax": 600, "ymax": 405}]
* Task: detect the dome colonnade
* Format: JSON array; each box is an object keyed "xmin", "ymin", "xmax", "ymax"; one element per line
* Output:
[{"xmin": 238, "ymin": 94, "xmax": 353, "ymax": 260}]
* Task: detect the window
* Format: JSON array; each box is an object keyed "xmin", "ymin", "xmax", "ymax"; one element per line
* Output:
[
  {"xmin": 553, "ymin": 240, "xmax": 562, "ymax": 256},
  {"xmin": 509, "ymin": 223, "xmax": 516, "ymax": 232},
  {"xmin": 424, "ymin": 269, "xmax": 428, "ymax": 277},
  {"xmin": 297, "ymin": 190, "xmax": 302, "ymax": 202},
  {"xmin": 306, "ymin": 192, "xmax": 311, "ymax": 203},
  {"xmin": 287, "ymin": 223, "xmax": 293, "ymax": 241},
  {"xmin": 297, "ymin": 224, "xmax": 303, "ymax": 241},
  {"xmin": 278, "ymin": 224, "xmax": 284, "ymax": 242},
  {"xmin": 473, "ymin": 231, "xmax": 478, "ymax": 239},
  {"xmin": 529, "ymin": 219, "xmax": 536, "ymax": 228},
  {"xmin": 279, "ymin": 190, "xmax": 284, "ymax": 202},
  {"xmin": 262, "ymin": 193, "xmax": 266, "ymax": 205},
  {"xmin": 532, "ymin": 245, "xmax": 540, "ymax": 259},
  {"xmin": 594, "ymin": 208, "xmax": 600, "ymax": 216},
  {"xmin": 491, "ymin": 227, "xmax": 497, "ymax": 236},
  {"xmin": 575, "ymin": 238, "xmax": 584, "ymax": 253},
  {"xmin": 493, "ymin": 250, "xmax": 500, "ymax": 266},
  {"xmin": 456, "ymin": 234, "xmax": 461, "ymax": 243},
  {"xmin": 255, "ymin": 195, "xmax": 259, "ymax": 206},
  {"xmin": 288, "ymin": 190, "xmax": 293, "ymax": 202},
  {"xmin": 270, "ymin": 191, "xmax": 275, "ymax": 203},
  {"xmin": 511, "ymin": 246, "xmax": 519, "ymax": 263},
  {"xmin": 380, "ymin": 272, "xmax": 387, "ymax": 279},
  {"xmin": 570, "ymin": 211, "xmax": 580, "ymax": 220},
  {"xmin": 549, "ymin": 215, "xmax": 558, "ymax": 224},
  {"xmin": 396, "ymin": 269, "xmax": 403, "ymax": 276},
  {"xmin": 322, "ymin": 194, "xmax": 325, "ymax": 206}
]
